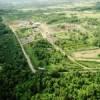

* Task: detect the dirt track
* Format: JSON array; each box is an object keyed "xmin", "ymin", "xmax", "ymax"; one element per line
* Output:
[{"xmin": 9, "ymin": 25, "xmax": 36, "ymax": 73}]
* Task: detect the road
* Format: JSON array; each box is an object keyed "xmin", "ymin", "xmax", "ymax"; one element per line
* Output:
[
  {"xmin": 9, "ymin": 25, "xmax": 36, "ymax": 73},
  {"xmin": 39, "ymin": 23, "xmax": 100, "ymax": 71}
]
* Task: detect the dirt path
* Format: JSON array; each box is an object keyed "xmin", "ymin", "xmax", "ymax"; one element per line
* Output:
[
  {"xmin": 67, "ymin": 55, "xmax": 89, "ymax": 69},
  {"xmin": 9, "ymin": 25, "xmax": 36, "ymax": 73},
  {"xmin": 40, "ymin": 24, "xmax": 66, "ymax": 55},
  {"xmin": 76, "ymin": 58, "xmax": 100, "ymax": 62},
  {"xmin": 40, "ymin": 23, "xmax": 56, "ymax": 43}
]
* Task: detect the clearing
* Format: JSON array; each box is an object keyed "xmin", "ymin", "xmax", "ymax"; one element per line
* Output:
[{"xmin": 72, "ymin": 49, "xmax": 100, "ymax": 62}]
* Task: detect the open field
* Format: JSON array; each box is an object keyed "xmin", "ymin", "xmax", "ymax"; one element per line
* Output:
[{"xmin": 72, "ymin": 49, "xmax": 100, "ymax": 61}]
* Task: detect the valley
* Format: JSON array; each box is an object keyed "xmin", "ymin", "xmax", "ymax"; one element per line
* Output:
[{"xmin": 0, "ymin": 0, "xmax": 100, "ymax": 100}]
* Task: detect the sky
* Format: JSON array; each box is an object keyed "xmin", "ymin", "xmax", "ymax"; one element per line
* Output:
[
  {"xmin": 0, "ymin": 0, "xmax": 59, "ymax": 3},
  {"xmin": 0, "ymin": 0, "xmax": 68, "ymax": 9},
  {"xmin": 0, "ymin": 0, "xmax": 68, "ymax": 6},
  {"xmin": 0, "ymin": 0, "xmax": 99, "ymax": 9},
  {"xmin": 0, "ymin": 0, "xmax": 99, "ymax": 4}
]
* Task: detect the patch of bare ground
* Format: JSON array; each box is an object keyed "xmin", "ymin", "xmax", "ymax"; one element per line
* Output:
[{"xmin": 72, "ymin": 49, "xmax": 100, "ymax": 62}]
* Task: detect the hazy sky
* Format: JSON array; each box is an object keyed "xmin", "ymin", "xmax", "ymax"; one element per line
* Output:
[
  {"xmin": 0, "ymin": 0, "xmax": 67, "ymax": 5},
  {"xmin": 0, "ymin": 0, "xmax": 100, "ymax": 4},
  {"xmin": 0, "ymin": 0, "xmax": 69, "ymax": 9},
  {"xmin": 0, "ymin": 0, "xmax": 56, "ymax": 3}
]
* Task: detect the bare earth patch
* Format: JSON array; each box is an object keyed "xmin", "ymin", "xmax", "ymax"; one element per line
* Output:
[{"xmin": 72, "ymin": 49, "xmax": 100, "ymax": 62}]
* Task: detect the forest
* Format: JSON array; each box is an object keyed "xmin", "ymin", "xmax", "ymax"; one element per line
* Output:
[
  {"xmin": 0, "ymin": 0, "xmax": 100, "ymax": 99},
  {"xmin": 0, "ymin": 14, "xmax": 100, "ymax": 100}
]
